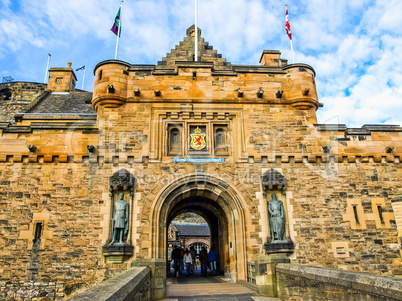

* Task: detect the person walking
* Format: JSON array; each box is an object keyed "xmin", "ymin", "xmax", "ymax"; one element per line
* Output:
[
  {"xmin": 199, "ymin": 247, "xmax": 208, "ymax": 276},
  {"xmin": 183, "ymin": 249, "xmax": 193, "ymax": 276},
  {"xmin": 208, "ymin": 248, "xmax": 218, "ymax": 276},
  {"xmin": 171, "ymin": 245, "xmax": 181, "ymax": 278},
  {"xmin": 190, "ymin": 246, "xmax": 197, "ymax": 274},
  {"xmin": 179, "ymin": 247, "xmax": 184, "ymax": 273}
]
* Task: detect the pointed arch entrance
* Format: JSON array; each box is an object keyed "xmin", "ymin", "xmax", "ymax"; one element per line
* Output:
[{"xmin": 150, "ymin": 174, "xmax": 249, "ymax": 281}]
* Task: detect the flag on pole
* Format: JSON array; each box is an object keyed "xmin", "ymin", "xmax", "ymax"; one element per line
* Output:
[
  {"xmin": 285, "ymin": 5, "xmax": 292, "ymax": 40},
  {"xmin": 76, "ymin": 65, "xmax": 85, "ymax": 72},
  {"xmin": 111, "ymin": 7, "xmax": 121, "ymax": 36}
]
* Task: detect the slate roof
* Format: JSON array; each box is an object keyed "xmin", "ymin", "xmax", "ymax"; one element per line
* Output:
[
  {"xmin": 28, "ymin": 91, "xmax": 95, "ymax": 114},
  {"xmin": 173, "ymin": 223, "xmax": 210, "ymax": 237}
]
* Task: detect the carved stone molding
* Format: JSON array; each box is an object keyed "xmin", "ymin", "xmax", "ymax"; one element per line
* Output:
[
  {"xmin": 110, "ymin": 169, "xmax": 135, "ymax": 197},
  {"xmin": 261, "ymin": 169, "xmax": 287, "ymax": 191},
  {"xmin": 102, "ymin": 244, "xmax": 134, "ymax": 264},
  {"xmin": 264, "ymin": 238, "xmax": 295, "ymax": 254}
]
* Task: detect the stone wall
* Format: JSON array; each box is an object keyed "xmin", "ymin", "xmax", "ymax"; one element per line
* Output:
[
  {"xmin": 0, "ymin": 281, "xmax": 56, "ymax": 301},
  {"xmin": 0, "ymin": 51, "xmax": 401, "ymax": 298},
  {"xmin": 0, "ymin": 82, "xmax": 47, "ymax": 122},
  {"xmin": 276, "ymin": 263, "xmax": 402, "ymax": 300},
  {"xmin": 0, "ymin": 82, "xmax": 47, "ymax": 102},
  {"xmin": 69, "ymin": 266, "xmax": 151, "ymax": 301},
  {"xmin": 0, "ymin": 160, "xmax": 399, "ymax": 284}
]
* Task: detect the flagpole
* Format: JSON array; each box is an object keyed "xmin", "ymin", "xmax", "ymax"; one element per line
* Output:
[
  {"xmin": 44, "ymin": 53, "xmax": 51, "ymax": 83},
  {"xmin": 285, "ymin": 4, "xmax": 295, "ymax": 64},
  {"xmin": 194, "ymin": 0, "xmax": 198, "ymax": 62},
  {"xmin": 115, "ymin": 0, "xmax": 123, "ymax": 60},
  {"xmin": 290, "ymin": 39, "xmax": 295, "ymax": 64},
  {"xmin": 82, "ymin": 67, "xmax": 86, "ymax": 90}
]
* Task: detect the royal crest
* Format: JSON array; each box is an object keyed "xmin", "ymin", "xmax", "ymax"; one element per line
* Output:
[{"xmin": 190, "ymin": 127, "xmax": 207, "ymax": 150}]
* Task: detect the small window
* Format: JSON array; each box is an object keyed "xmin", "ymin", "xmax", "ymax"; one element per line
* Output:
[
  {"xmin": 99, "ymin": 70, "xmax": 103, "ymax": 80},
  {"xmin": 168, "ymin": 125, "xmax": 182, "ymax": 155},
  {"xmin": 336, "ymin": 247, "xmax": 346, "ymax": 254},
  {"xmin": 214, "ymin": 126, "xmax": 229, "ymax": 156},
  {"xmin": 172, "ymin": 131, "xmax": 178, "ymax": 144},
  {"xmin": 352, "ymin": 205, "xmax": 359, "ymax": 224},
  {"xmin": 34, "ymin": 222, "xmax": 43, "ymax": 243},
  {"xmin": 217, "ymin": 130, "xmax": 223, "ymax": 145},
  {"xmin": 377, "ymin": 205, "xmax": 384, "ymax": 224}
]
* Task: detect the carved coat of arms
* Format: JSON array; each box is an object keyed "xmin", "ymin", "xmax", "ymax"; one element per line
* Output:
[{"xmin": 190, "ymin": 127, "xmax": 206, "ymax": 150}]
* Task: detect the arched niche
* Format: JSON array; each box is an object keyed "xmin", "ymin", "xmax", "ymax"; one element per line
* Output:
[
  {"xmin": 261, "ymin": 169, "xmax": 294, "ymax": 252},
  {"xmin": 103, "ymin": 169, "xmax": 136, "ymax": 263}
]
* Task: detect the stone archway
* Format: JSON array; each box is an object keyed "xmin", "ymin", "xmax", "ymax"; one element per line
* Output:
[{"xmin": 150, "ymin": 173, "xmax": 249, "ymax": 281}]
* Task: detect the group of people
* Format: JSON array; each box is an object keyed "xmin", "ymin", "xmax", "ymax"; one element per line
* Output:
[{"xmin": 171, "ymin": 245, "xmax": 218, "ymax": 277}]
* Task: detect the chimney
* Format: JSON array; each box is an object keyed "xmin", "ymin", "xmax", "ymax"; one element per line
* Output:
[
  {"xmin": 260, "ymin": 50, "xmax": 283, "ymax": 67},
  {"xmin": 47, "ymin": 62, "xmax": 77, "ymax": 92}
]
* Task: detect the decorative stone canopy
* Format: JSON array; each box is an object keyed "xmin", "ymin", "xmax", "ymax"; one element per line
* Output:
[
  {"xmin": 261, "ymin": 169, "xmax": 287, "ymax": 191},
  {"xmin": 110, "ymin": 169, "xmax": 135, "ymax": 193}
]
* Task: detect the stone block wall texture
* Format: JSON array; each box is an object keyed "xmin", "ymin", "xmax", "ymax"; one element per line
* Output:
[
  {"xmin": 0, "ymin": 36, "xmax": 401, "ymax": 299},
  {"xmin": 276, "ymin": 263, "xmax": 402, "ymax": 301},
  {"xmin": 0, "ymin": 100, "xmax": 401, "ymax": 297},
  {"xmin": 0, "ymin": 281, "xmax": 56, "ymax": 301},
  {"xmin": 69, "ymin": 266, "xmax": 151, "ymax": 301},
  {"xmin": 0, "ymin": 82, "xmax": 47, "ymax": 122}
]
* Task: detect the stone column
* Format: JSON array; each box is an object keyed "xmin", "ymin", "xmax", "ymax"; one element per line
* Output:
[
  {"xmin": 255, "ymin": 254, "xmax": 290, "ymax": 297},
  {"xmin": 132, "ymin": 258, "xmax": 166, "ymax": 300}
]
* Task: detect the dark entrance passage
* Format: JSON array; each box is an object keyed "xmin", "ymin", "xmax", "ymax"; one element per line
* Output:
[
  {"xmin": 152, "ymin": 175, "xmax": 248, "ymax": 282},
  {"xmin": 167, "ymin": 264, "xmax": 220, "ymax": 284},
  {"xmin": 166, "ymin": 196, "xmax": 228, "ymax": 276}
]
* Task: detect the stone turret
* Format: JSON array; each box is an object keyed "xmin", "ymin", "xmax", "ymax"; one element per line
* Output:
[{"xmin": 47, "ymin": 62, "xmax": 77, "ymax": 92}]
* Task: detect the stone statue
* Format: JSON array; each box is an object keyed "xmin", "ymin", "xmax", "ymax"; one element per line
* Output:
[
  {"xmin": 110, "ymin": 193, "xmax": 129, "ymax": 245},
  {"xmin": 268, "ymin": 193, "xmax": 286, "ymax": 242}
]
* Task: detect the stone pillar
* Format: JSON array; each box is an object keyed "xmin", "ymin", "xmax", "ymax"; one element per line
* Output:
[
  {"xmin": 255, "ymin": 254, "xmax": 290, "ymax": 297},
  {"xmin": 132, "ymin": 258, "xmax": 166, "ymax": 300}
]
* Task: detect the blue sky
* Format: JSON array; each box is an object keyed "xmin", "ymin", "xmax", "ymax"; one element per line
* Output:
[{"xmin": 1, "ymin": 0, "xmax": 401, "ymax": 127}]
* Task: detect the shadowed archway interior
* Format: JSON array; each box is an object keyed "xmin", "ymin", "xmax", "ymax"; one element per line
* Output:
[
  {"xmin": 167, "ymin": 196, "xmax": 228, "ymax": 274},
  {"xmin": 151, "ymin": 174, "xmax": 248, "ymax": 281}
]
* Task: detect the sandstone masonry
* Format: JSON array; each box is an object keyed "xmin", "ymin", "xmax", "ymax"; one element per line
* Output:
[{"xmin": 0, "ymin": 26, "xmax": 401, "ymax": 299}]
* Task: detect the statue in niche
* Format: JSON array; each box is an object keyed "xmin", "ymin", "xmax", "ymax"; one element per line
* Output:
[
  {"xmin": 109, "ymin": 193, "xmax": 129, "ymax": 245},
  {"xmin": 268, "ymin": 193, "xmax": 286, "ymax": 242}
]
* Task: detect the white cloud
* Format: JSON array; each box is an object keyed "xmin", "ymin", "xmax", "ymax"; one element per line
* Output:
[{"xmin": 362, "ymin": 0, "xmax": 402, "ymax": 35}]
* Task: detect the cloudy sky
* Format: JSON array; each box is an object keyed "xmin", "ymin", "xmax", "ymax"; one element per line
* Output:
[{"xmin": 1, "ymin": 0, "xmax": 401, "ymax": 127}]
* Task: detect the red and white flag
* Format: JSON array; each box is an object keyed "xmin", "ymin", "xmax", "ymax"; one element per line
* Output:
[{"xmin": 285, "ymin": 5, "xmax": 292, "ymax": 40}]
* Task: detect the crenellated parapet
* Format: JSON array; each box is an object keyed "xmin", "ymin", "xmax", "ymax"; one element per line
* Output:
[
  {"xmin": 91, "ymin": 60, "xmax": 319, "ymax": 114},
  {"xmin": 90, "ymin": 25, "xmax": 320, "ymax": 116}
]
